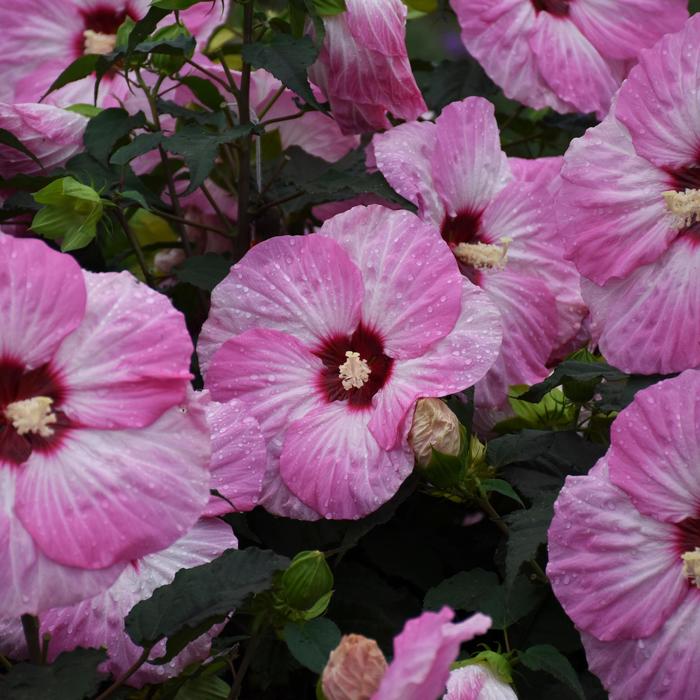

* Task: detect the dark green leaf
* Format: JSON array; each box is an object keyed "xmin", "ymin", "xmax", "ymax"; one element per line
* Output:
[
  {"xmin": 133, "ymin": 33, "xmax": 196, "ymax": 57},
  {"xmin": 153, "ymin": 0, "xmax": 211, "ymax": 8},
  {"xmin": 519, "ymin": 645, "xmax": 585, "ymax": 700},
  {"xmin": 120, "ymin": 189, "xmax": 150, "ymax": 210},
  {"xmin": 0, "ymin": 129, "xmax": 42, "ymax": 169},
  {"xmin": 518, "ymin": 361, "xmax": 626, "ymax": 403},
  {"xmin": 84, "ymin": 109, "xmax": 147, "ymax": 163},
  {"xmin": 125, "ymin": 547, "xmax": 288, "ymax": 648},
  {"xmin": 242, "ymin": 34, "xmax": 322, "ymax": 109},
  {"xmin": 595, "ymin": 373, "xmax": 673, "ymax": 413},
  {"xmin": 0, "ymin": 648, "xmax": 107, "ymax": 700},
  {"xmin": 503, "ymin": 493, "xmax": 556, "ymax": 587},
  {"xmin": 110, "ymin": 133, "xmax": 165, "ymax": 166},
  {"xmin": 174, "ymin": 253, "xmax": 232, "ymax": 291},
  {"xmin": 173, "ymin": 675, "xmax": 230, "ymax": 700},
  {"xmin": 481, "ymin": 478, "xmax": 524, "ymax": 506},
  {"xmin": 486, "ymin": 430, "xmax": 554, "ymax": 469},
  {"xmin": 283, "ymin": 618, "xmax": 341, "ymax": 673},
  {"xmin": 163, "ymin": 123, "xmax": 255, "ymax": 193},
  {"xmin": 127, "ymin": 6, "xmax": 169, "ymax": 52},
  {"xmin": 176, "ymin": 76, "xmax": 227, "ymax": 111},
  {"xmin": 156, "ymin": 98, "xmax": 225, "ymax": 126},
  {"xmin": 312, "ymin": 0, "xmax": 347, "ymax": 14},
  {"xmin": 41, "ymin": 54, "xmax": 100, "ymax": 99}
]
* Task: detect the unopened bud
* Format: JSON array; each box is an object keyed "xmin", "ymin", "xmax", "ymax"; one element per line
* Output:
[
  {"xmin": 322, "ymin": 634, "xmax": 387, "ymax": 700},
  {"xmin": 280, "ymin": 550, "xmax": 334, "ymax": 612},
  {"xmin": 409, "ymin": 398, "xmax": 461, "ymax": 467},
  {"xmin": 149, "ymin": 24, "xmax": 193, "ymax": 74}
]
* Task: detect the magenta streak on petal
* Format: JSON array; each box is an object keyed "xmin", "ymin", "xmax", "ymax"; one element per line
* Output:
[
  {"xmin": 531, "ymin": 0, "xmax": 571, "ymax": 16},
  {"xmin": 315, "ymin": 322, "xmax": 393, "ymax": 410},
  {"xmin": 0, "ymin": 357, "xmax": 71, "ymax": 465}
]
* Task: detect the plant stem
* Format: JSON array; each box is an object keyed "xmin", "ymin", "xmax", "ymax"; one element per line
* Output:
[
  {"xmin": 260, "ymin": 111, "xmax": 305, "ymax": 128},
  {"xmin": 154, "ymin": 208, "xmax": 229, "ymax": 237},
  {"xmin": 116, "ymin": 208, "xmax": 155, "ymax": 286},
  {"xmin": 228, "ymin": 632, "xmax": 260, "ymax": 700},
  {"xmin": 94, "ymin": 646, "xmax": 153, "ymax": 700},
  {"xmin": 257, "ymin": 85, "xmax": 285, "ymax": 120},
  {"xmin": 20, "ymin": 615, "xmax": 42, "ymax": 665},
  {"xmin": 200, "ymin": 182, "xmax": 235, "ymax": 235}
]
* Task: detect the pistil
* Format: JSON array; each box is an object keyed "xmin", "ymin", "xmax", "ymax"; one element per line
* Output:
[
  {"xmin": 453, "ymin": 239, "xmax": 511, "ymax": 270},
  {"xmin": 339, "ymin": 351, "xmax": 371, "ymax": 390},
  {"xmin": 83, "ymin": 29, "xmax": 117, "ymax": 55},
  {"xmin": 663, "ymin": 189, "xmax": 700, "ymax": 229},
  {"xmin": 5, "ymin": 397, "xmax": 57, "ymax": 438},
  {"xmin": 682, "ymin": 548, "xmax": 700, "ymax": 587}
]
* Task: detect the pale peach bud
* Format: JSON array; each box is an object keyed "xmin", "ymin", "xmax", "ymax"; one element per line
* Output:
[
  {"xmin": 408, "ymin": 398, "xmax": 461, "ymax": 467},
  {"xmin": 321, "ymin": 634, "xmax": 387, "ymax": 700}
]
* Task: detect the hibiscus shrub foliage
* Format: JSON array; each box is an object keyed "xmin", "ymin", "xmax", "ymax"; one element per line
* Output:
[{"xmin": 1, "ymin": 1, "xmax": 699, "ymax": 699}]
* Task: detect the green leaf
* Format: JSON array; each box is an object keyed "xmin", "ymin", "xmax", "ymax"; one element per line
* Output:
[
  {"xmin": 84, "ymin": 108, "xmax": 147, "ymax": 163},
  {"xmin": 0, "ymin": 129, "xmax": 42, "ymax": 169},
  {"xmin": 0, "ymin": 648, "xmax": 107, "ymax": 700},
  {"xmin": 32, "ymin": 177, "xmax": 104, "ymax": 251},
  {"xmin": 152, "ymin": 0, "xmax": 211, "ymax": 8},
  {"xmin": 503, "ymin": 493, "xmax": 556, "ymax": 587},
  {"xmin": 127, "ymin": 6, "xmax": 169, "ymax": 52},
  {"xmin": 519, "ymin": 645, "xmax": 585, "ymax": 700},
  {"xmin": 403, "ymin": 0, "xmax": 437, "ymax": 11},
  {"xmin": 283, "ymin": 618, "xmax": 341, "ymax": 673},
  {"xmin": 174, "ymin": 253, "xmax": 232, "ymax": 291},
  {"xmin": 125, "ymin": 547, "xmax": 288, "ymax": 649},
  {"xmin": 110, "ymin": 133, "xmax": 165, "ymax": 166},
  {"xmin": 120, "ymin": 189, "xmax": 150, "ymax": 210},
  {"xmin": 480, "ymin": 478, "xmax": 524, "ymax": 506},
  {"xmin": 312, "ymin": 0, "xmax": 347, "ymax": 14},
  {"xmin": 486, "ymin": 430, "xmax": 555, "ymax": 469},
  {"xmin": 177, "ymin": 76, "xmax": 227, "ymax": 111},
  {"xmin": 173, "ymin": 675, "xmax": 231, "ymax": 700},
  {"xmin": 41, "ymin": 54, "xmax": 100, "ymax": 99},
  {"xmin": 65, "ymin": 104, "xmax": 103, "ymax": 118},
  {"xmin": 163, "ymin": 123, "xmax": 255, "ymax": 193},
  {"xmin": 502, "ymin": 385, "xmax": 576, "ymax": 432},
  {"xmin": 242, "ymin": 33, "xmax": 322, "ymax": 109},
  {"xmin": 518, "ymin": 361, "xmax": 626, "ymax": 403}
]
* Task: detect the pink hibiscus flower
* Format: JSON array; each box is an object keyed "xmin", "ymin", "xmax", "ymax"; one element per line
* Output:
[
  {"xmin": 322, "ymin": 608, "xmax": 492, "ymax": 700},
  {"xmin": 558, "ymin": 15, "xmax": 700, "ymax": 374},
  {"xmin": 0, "ymin": 103, "xmax": 87, "ymax": 178},
  {"xmin": 450, "ymin": 0, "xmax": 687, "ymax": 117},
  {"xmin": 0, "ymin": 0, "xmax": 229, "ymax": 106},
  {"xmin": 0, "ymin": 233, "xmax": 210, "ymax": 616},
  {"xmin": 445, "ymin": 664, "xmax": 517, "ymax": 700},
  {"xmin": 308, "ymin": 0, "xmax": 427, "ymax": 135},
  {"xmin": 548, "ymin": 370, "xmax": 700, "ymax": 699},
  {"xmin": 199, "ymin": 205, "xmax": 502, "ymax": 519},
  {"xmin": 372, "ymin": 97, "xmax": 585, "ymax": 409},
  {"xmin": 0, "ymin": 519, "xmax": 236, "ymax": 687}
]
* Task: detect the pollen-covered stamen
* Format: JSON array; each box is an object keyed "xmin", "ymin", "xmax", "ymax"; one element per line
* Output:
[
  {"xmin": 83, "ymin": 29, "xmax": 117, "ymax": 55},
  {"xmin": 453, "ymin": 238, "xmax": 511, "ymax": 270},
  {"xmin": 663, "ymin": 189, "xmax": 700, "ymax": 229},
  {"xmin": 5, "ymin": 396, "xmax": 57, "ymax": 438},
  {"xmin": 339, "ymin": 351, "xmax": 372, "ymax": 391},
  {"xmin": 682, "ymin": 548, "xmax": 700, "ymax": 587}
]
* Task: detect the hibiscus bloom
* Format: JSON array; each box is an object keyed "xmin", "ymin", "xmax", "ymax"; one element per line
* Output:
[
  {"xmin": 0, "ymin": 519, "xmax": 236, "ymax": 686},
  {"xmin": 548, "ymin": 370, "xmax": 700, "ymax": 699},
  {"xmin": 322, "ymin": 607, "xmax": 492, "ymax": 700},
  {"xmin": 445, "ymin": 664, "xmax": 517, "ymax": 700},
  {"xmin": 308, "ymin": 0, "xmax": 427, "ymax": 135},
  {"xmin": 0, "ymin": 233, "xmax": 210, "ymax": 616},
  {"xmin": 199, "ymin": 205, "xmax": 502, "ymax": 519},
  {"xmin": 372, "ymin": 97, "xmax": 584, "ymax": 409},
  {"xmin": 0, "ymin": 0, "xmax": 228, "ymax": 106},
  {"xmin": 558, "ymin": 15, "xmax": 700, "ymax": 374},
  {"xmin": 450, "ymin": 0, "xmax": 687, "ymax": 117}
]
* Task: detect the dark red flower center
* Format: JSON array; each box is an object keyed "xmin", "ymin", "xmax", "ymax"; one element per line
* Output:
[
  {"xmin": 315, "ymin": 323, "xmax": 393, "ymax": 410},
  {"xmin": 0, "ymin": 358, "xmax": 69, "ymax": 466},
  {"xmin": 664, "ymin": 163, "xmax": 700, "ymax": 243},
  {"xmin": 531, "ymin": 0, "xmax": 571, "ymax": 16},
  {"xmin": 441, "ymin": 208, "xmax": 488, "ymax": 284},
  {"xmin": 74, "ymin": 4, "xmax": 138, "ymax": 56},
  {"xmin": 676, "ymin": 517, "xmax": 700, "ymax": 555}
]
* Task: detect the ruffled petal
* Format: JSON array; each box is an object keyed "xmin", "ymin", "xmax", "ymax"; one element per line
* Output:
[
  {"xmin": 569, "ymin": 0, "xmax": 687, "ymax": 61},
  {"xmin": 431, "ymin": 98, "xmax": 510, "ymax": 218},
  {"xmin": 280, "ymin": 402, "xmax": 413, "ymax": 519},
  {"xmin": 198, "ymin": 234, "xmax": 363, "ymax": 373},
  {"xmin": 528, "ymin": 11, "xmax": 620, "ymax": 117},
  {"xmin": 0, "ymin": 469, "xmax": 124, "ymax": 618},
  {"xmin": 582, "ymin": 238, "xmax": 700, "ymax": 375},
  {"xmin": 615, "ymin": 15, "xmax": 700, "ymax": 169},
  {"xmin": 372, "ymin": 608, "xmax": 492, "ymax": 700},
  {"xmin": 475, "ymin": 271, "xmax": 558, "ymax": 409},
  {"xmin": 53, "ymin": 271, "xmax": 193, "ymax": 430},
  {"xmin": 14, "ymin": 397, "xmax": 211, "ymax": 570},
  {"xmin": 0, "ymin": 233, "xmax": 86, "ymax": 370},
  {"xmin": 547, "ymin": 459, "xmax": 686, "ymax": 641},
  {"xmin": 559, "ymin": 114, "xmax": 674, "ymax": 286},
  {"xmin": 582, "ymin": 594, "xmax": 700, "ymax": 700},
  {"xmin": 319, "ymin": 206, "xmax": 463, "ymax": 359},
  {"xmin": 39, "ymin": 518, "xmax": 236, "ymax": 688},
  {"xmin": 371, "ymin": 120, "xmax": 444, "ymax": 226},
  {"xmin": 608, "ymin": 371, "xmax": 700, "ymax": 523},
  {"xmin": 370, "ymin": 279, "xmax": 502, "ymax": 450},
  {"xmin": 451, "ymin": 0, "xmax": 575, "ymax": 114},
  {"xmin": 204, "ymin": 398, "xmax": 267, "ymax": 516}
]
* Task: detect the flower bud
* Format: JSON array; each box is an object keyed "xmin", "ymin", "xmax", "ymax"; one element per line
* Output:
[
  {"xmin": 409, "ymin": 398, "xmax": 461, "ymax": 467},
  {"xmin": 322, "ymin": 634, "xmax": 387, "ymax": 700},
  {"xmin": 279, "ymin": 550, "xmax": 334, "ymax": 612},
  {"xmin": 149, "ymin": 24, "xmax": 193, "ymax": 75}
]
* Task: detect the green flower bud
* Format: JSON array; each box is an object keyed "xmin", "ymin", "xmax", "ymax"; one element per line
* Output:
[
  {"xmin": 280, "ymin": 550, "xmax": 334, "ymax": 612},
  {"xmin": 149, "ymin": 24, "xmax": 193, "ymax": 75}
]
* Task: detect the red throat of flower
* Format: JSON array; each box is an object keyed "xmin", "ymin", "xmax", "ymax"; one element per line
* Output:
[
  {"xmin": 76, "ymin": 4, "xmax": 136, "ymax": 56},
  {"xmin": 531, "ymin": 0, "xmax": 571, "ymax": 16},
  {"xmin": 0, "ymin": 358, "xmax": 69, "ymax": 465}
]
